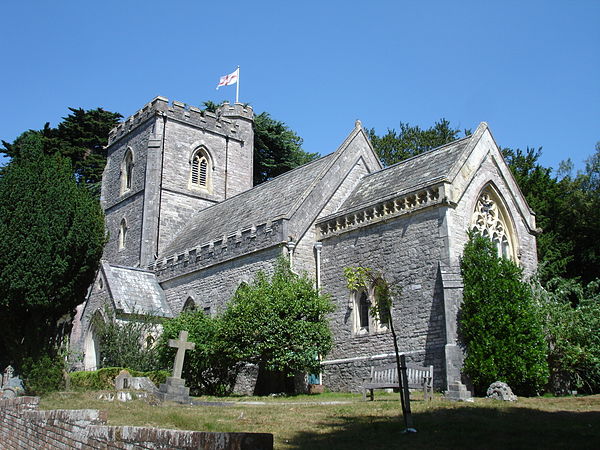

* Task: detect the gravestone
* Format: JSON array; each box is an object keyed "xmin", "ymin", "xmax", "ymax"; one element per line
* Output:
[
  {"xmin": 445, "ymin": 381, "xmax": 473, "ymax": 402},
  {"xmin": 157, "ymin": 330, "xmax": 196, "ymax": 403},
  {"xmin": 1, "ymin": 365, "xmax": 24, "ymax": 398},
  {"xmin": 115, "ymin": 369, "xmax": 158, "ymax": 393}
]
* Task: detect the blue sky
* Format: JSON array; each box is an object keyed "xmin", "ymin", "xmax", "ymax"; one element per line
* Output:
[{"xmin": 1, "ymin": 1, "xmax": 598, "ymax": 173}]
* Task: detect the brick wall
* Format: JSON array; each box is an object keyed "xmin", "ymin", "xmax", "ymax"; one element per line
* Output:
[{"xmin": 0, "ymin": 396, "xmax": 272, "ymax": 450}]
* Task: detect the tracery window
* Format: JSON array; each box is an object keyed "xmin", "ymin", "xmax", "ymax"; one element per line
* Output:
[
  {"xmin": 190, "ymin": 148, "xmax": 211, "ymax": 189},
  {"xmin": 471, "ymin": 187, "xmax": 515, "ymax": 260}
]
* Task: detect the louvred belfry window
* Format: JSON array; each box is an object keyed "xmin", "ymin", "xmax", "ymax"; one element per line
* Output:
[{"xmin": 191, "ymin": 153, "xmax": 208, "ymax": 187}]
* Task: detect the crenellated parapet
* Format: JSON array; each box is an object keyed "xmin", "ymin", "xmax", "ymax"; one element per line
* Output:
[
  {"xmin": 107, "ymin": 97, "xmax": 254, "ymax": 146},
  {"xmin": 153, "ymin": 218, "xmax": 286, "ymax": 280},
  {"xmin": 316, "ymin": 183, "xmax": 451, "ymax": 239}
]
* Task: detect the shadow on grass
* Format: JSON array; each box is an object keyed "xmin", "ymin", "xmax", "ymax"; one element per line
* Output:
[{"xmin": 287, "ymin": 404, "xmax": 600, "ymax": 449}]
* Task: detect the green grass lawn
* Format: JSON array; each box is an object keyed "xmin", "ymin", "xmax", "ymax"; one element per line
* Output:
[{"xmin": 40, "ymin": 391, "xmax": 600, "ymax": 449}]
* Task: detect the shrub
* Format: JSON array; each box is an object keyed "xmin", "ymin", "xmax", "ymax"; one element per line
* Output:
[
  {"xmin": 459, "ymin": 231, "xmax": 548, "ymax": 395},
  {"xmin": 220, "ymin": 258, "xmax": 334, "ymax": 378},
  {"xmin": 69, "ymin": 367, "xmax": 169, "ymax": 390},
  {"xmin": 535, "ymin": 278, "xmax": 600, "ymax": 394},
  {"xmin": 93, "ymin": 307, "xmax": 162, "ymax": 372},
  {"xmin": 22, "ymin": 354, "xmax": 65, "ymax": 395},
  {"xmin": 158, "ymin": 311, "xmax": 235, "ymax": 396}
]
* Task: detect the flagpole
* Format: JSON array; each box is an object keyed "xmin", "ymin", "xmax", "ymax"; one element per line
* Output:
[{"xmin": 236, "ymin": 66, "xmax": 240, "ymax": 104}]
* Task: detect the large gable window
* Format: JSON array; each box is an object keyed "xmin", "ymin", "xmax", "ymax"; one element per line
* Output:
[
  {"xmin": 190, "ymin": 147, "xmax": 211, "ymax": 190},
  {"xmin": 471, "ymin": 187, "xmax": 516, "ymax": 260}
]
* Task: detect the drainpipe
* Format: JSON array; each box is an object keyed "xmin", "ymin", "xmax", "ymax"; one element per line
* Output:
[{"xmin": 314, "ymin": 242, "xmax": 323, "ymax": 291}]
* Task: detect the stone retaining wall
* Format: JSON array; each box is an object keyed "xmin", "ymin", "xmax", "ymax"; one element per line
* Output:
[{"xmin": 0, "ymin": 396, "xmax": 272, "ymax": 450}]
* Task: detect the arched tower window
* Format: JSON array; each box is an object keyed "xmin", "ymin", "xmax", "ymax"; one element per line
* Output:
[
  {"xmin": 121, "ymin": 148, "xmax": 134, "ymax": 194},
  {"xmin": 189, "ymin": 147, "xmax": 211, "ymax": 190},
  {"xmin": 471, "ymin": 186, "xmax": 517, "ymax": 261},
  {"xmin": 118, "ymin": 218, "xmax": 128, "ymax": 250}
]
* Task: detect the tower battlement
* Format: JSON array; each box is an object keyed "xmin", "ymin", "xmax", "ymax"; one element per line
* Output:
[{"xmin": 107, "ymin": 97, "xmax": 254, "ymax": 145}]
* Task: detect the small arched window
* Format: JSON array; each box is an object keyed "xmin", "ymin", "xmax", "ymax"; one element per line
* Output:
[
  {"xmin": 190, "ymin": 148, "xmax": 211, "ymax": 190},
  {"xmin": 121, "ymin": 149, "xmax": 134, "ymax": 194},
  {"xmin": 118, "ymin": 219, "xmax": 127, "ymax": 250},
  {"xmin": 351, "ymin": 286, "xmax": 388, "ymax": 335},
  {"xmin": 183, "ymin": 297, "xmax": 197, "ymax": 312}
]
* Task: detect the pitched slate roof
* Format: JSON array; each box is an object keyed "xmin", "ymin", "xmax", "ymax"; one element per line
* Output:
[
  {"xmin": 338, "ymin": 134, "xmax": 473, "ymax": 212},
  {"xmin": 160, "ymin": 153, "xmax": 337, "ymax": 258},
  {"xmin": 103, "ymin": 262, "xmax": 173, "ymax": 317}
]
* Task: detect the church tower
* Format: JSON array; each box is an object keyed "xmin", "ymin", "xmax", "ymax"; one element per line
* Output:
[{"xmin": 99, "ymin": 97, "xmax": 254, "ymax": 268}]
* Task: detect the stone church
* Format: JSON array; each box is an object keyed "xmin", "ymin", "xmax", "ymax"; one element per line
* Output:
[{"xmin": 70, "ymin": 96, "xmax": 538, "ymax": 393}]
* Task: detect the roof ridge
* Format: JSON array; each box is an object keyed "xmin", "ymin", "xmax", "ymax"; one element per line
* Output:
[
  {"xmin": 287, "ymin": 125, "xmax": 363, "ymax": 217},
  {"xmin": 160, "ymin": 152, "xmax": 337, "ymax": 253},
  {"xmin": 446, "ymin": 122, "xmax": 488, "ymax": 183},
  {"xmin": 362, "ymin": 133, "xmax": 474, "ymax": 179}
]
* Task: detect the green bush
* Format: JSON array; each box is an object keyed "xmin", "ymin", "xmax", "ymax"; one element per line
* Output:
[
  {"xmin": 22, "ymin": 354, "xmax": 65, "ymax": 395},
  {"xmin": 535, "ymin": 278, "xmax": 600, "ymax": 394},
  {"xmin": 69, "ymin": 367, "xmax": 169, "ymax": 390},
  {"xmin": 158, "ymin": 311, "xmax": 235, "ymax": 396},
  {"xmin": 459, "ymin": 232, "xmax": 548, "ymax": 396},
  {"xmin": 94, "ymin": 308, "xmax": 162, "ymax": 372}
]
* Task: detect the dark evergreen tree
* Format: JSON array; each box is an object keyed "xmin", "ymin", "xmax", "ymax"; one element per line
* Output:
[
  {"xmin": 2, "ymin": 107, "xmax": 122, "ymax": 196},
  {"xmin": 367, "ymin": 118, "xmax": 465, "ymax": 166},
  {"xmin": 252, "ymin": 112, "xmax": 319, "ymax": 185},
  {"xmin": 0, "ymin": 132, "xmax": 106, "ymax": 369},
  {"xmin": 459, "ymin": 232, "xmax": 548, "ymax": 395}
]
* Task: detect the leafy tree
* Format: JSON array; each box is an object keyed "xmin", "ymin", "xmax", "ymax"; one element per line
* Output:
[
  {"xmin": 535, "ymin": 278, "xmax": 600, "ymax": 394},
  {"xmin": 503, "ymin": 143, "xmax": 600, "ymax": 284},
  {"xmin": 459, "ymin": 232, "xmax": 548, "ymax": 395},
  {"xmin": 0, "ymin": 133, "xmax": 105, "ymax": 369},
  {"xmin": 253, "ymin": 112, "xmax": 319, "ymax": 185},
  {"xmin": 367, "ymin": 118, "xmax": 465, "ymax": 166},
  {"xmin": 93, "ymin": 308, "xmax": 161, "ymax": 372},
  {"xmin": 1, "ymin": 107, "xmax": 122, "ymax": 196},
  {"xmin": 502, "ymin": 146, "xmax": 571, "ymax": 282},
  {"xmin": 158, "ymin": 311, "xmax": 236, "ymax": 395},
  {"xmin": 220, "ymin": 258, "xmax": 334, "ymax": 379}
]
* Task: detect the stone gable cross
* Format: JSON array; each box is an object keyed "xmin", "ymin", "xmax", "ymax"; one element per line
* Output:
[{"xmin": 168, "ymin": 330, "xmax": 195, "ymax": 379}]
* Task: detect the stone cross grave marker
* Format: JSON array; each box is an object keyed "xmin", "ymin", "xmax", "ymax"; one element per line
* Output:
[
  {"xmin": 169, "ymin": 330, "xmax": 195, "ymax": 379},
  {"xmin": 157, "ymin": 330, "xmax": 196, "ymax": 403}
]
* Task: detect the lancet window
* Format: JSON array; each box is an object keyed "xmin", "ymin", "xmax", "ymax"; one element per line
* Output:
[
  {"xmin": 121, "ymin": 149, "xmax": 134, "ymax": 194},
  {"xmin": 118, "ymin": 219, "xmax": 128, "ymax": 250}
]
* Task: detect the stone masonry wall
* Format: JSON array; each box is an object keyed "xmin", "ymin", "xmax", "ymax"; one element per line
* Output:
[
  {"xmin": 160, "ymin": 245, "xmax": 283, "ymax": 315},
  {"xmin": 319, "ymin": 207, "xmax": 447, "ymax": 391},
  {"xmin": 0, "ymin": 396, "xmax": 272, "ymax": 450},
  {"xmin": 292, "ymin": 155, "xmax": 374, "ymax": 278},
  {"xmin": 102, "ymin": 119, "xmax": 156, "ymax": 267}
]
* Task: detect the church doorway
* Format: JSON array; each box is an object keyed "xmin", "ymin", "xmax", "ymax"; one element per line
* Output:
[{"xmin": 83, "ymin": 311, "xmax": 102, "ymax": 371}]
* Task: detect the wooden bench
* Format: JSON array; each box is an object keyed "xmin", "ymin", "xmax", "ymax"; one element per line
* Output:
[{"xmin": 362, "ymin": 363, "xmax": 433, "ymax": 401}]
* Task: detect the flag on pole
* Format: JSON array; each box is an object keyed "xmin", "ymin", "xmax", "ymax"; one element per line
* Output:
[{"xmin": 216, "ymin": 68, "xmax": 239, "ymax": 90}]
